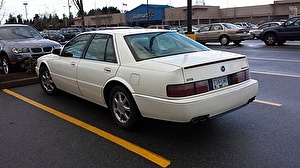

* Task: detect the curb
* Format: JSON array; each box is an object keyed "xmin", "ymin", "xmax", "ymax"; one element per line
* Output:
[{"xmin": 0, "ymin": 76, "xmax": 39, "ymax": 89}]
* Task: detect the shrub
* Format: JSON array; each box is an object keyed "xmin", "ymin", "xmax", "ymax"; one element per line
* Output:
[{"xmin": 24, "ymin": 58, "xmax": 37, "ymax": 74}]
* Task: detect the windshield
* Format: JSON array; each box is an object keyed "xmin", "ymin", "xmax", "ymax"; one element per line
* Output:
[
  {"xmin": 0, "ymin": 26, "xmax": 43, "ymax": 40},
  {"xmin": 125, "ymin": 32, "xmax": 210, "ymax": 61}
]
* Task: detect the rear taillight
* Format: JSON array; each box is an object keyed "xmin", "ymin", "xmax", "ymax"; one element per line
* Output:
[
  {"xmin": 195, "ymin": 80, "xmax": 209, "ymax": 94},
  {"xmin": 167, "ymin": 70, "xmax": 250, "ymax": 97},
  {"xmin": 167, "ymin": 80, "xmax": 209, "ymax": 97},
  {"xmin": 232, "ymin": 69, "xmax": 250, "ymax": 84}
]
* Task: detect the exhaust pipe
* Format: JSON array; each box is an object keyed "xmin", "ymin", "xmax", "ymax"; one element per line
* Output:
[
  {"xmin": 191, "ymin": 115, "xmax": 209, "ymax": 123},
  {"xmin": 247, "ymin": 96, "xmax": 256, "ymax": 104}
]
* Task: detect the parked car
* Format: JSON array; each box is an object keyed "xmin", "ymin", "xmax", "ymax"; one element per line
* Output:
[
  {"xmin": 35, "ymin": 29, "xmax": 258, "ymax": 129},
  {"xmin": 178, "ymin": 26, "xmax": 200, "ymax": 34},
  {"xmin": 59, "ymin": 27, "xmax": 81, "ymax": 41},
  {"xmin": 146, "ymin": 25, "xmax": 171, "ymax": 30},
  {"xmin": 259, "ymin": 16, "xmax": 300, "ymax": 46},
  {"xmin": 249, "ymin": 22, "xmax": 283, "ymax": 39},
  {"xmin": 0, "ymin": 24, "xmax": 61, "ymax": 74},
  {"xmin": 196, "ymin": 23, "xmax": 250, "ymax": 45},
  {"xmin": 234, "ymin": 22, "xmax": 258, "ymax": 29},
  {"xmin": 43, "ymin": 30, "xmax": 65, "ymax": 42}
]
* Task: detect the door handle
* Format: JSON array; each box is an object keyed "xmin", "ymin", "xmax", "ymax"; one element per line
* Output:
[
  {"xmin": 71, "ymin": 62, "xmax": 76, "ymax": 67},
  {"xmin": 104, "ymin": 67, "xmax": 111, "ymax": 73}
]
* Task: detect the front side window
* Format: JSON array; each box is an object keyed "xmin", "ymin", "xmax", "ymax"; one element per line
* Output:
[
  {"xmin": 199, "ymin": 26, "xmax": 210, "ymax": 32},
  {"xmin": 125, "ymin": 32, "xmax": 210, "ymax": 61},
  {"xmin": 285, "ymin": 18, "xmax": 300, "ymax": 26},
  {"xmin": 61, "ymin": 34, "xmax": 92, "ymax": 58}
]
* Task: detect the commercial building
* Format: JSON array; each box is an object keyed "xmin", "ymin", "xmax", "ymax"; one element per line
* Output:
[{"xmin": 73, "ymin": 0, "xmax": 299, "ymax": 28}]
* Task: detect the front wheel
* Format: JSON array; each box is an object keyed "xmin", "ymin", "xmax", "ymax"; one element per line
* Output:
[
  {"xmin": 109, "ymin": 85, "xmax": 140, "ymax": 130},
  {"xmin": 1, "ymin": 56, "xmax": 10, "ymax": 74},
  {"xmin": 264, "ymin": 34, "xmax": 277, "ymax": 46},
  {"xmin": 39, "ymin": 66, "xmax": 58, "ymax": 95}
]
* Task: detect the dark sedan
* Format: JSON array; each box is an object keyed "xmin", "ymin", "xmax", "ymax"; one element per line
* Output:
[{"xmin": 43, "ymin": 30, "xmax": 65, "ymax": 42}]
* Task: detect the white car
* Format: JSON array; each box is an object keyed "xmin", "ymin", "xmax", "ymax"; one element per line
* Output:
[{"xmin": 35, "ymin": 29, "xmax": 258, "ymax": 129}]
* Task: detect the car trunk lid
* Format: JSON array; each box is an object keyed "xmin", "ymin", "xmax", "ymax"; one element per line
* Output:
[{"xmin": 154, "ymin": 50, "xmax": 249, "ymax": 82}]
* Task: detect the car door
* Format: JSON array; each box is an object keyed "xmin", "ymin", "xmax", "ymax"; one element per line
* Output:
[
  {"xmin": 196, "ymin": 25, "xmax": 210, "ymax": 42},
  {"xmin": 77, "ymin": 34, "xmax": 119, "ymax": 106},
  {"xmin": 279, "ymin": 18, "xmax": 300, "ymax": 40},
  {"xmin": 207, "ymin": 24, "xmax": 223, "ymax": 42},
  {"xmin": 50, "ymin": 34, "xmax": 93, "ymax": 96}
]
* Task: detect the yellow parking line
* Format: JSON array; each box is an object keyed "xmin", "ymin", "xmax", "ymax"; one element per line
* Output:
[
  {"xmin": 254, "ymin": 99, "xmax": 282, "ymax": 107},
  {"xmin": 2, "ymin": 89, "xmax": 171, "ymax": 168}
]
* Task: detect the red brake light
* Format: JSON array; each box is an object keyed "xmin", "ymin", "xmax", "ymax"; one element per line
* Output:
[
  {"xmin": 167, "ymin": 83, "xmax": 195, "ymax": 97},
  {"xmin": 195, "ymin": 80, "xmax": 209, "ymax": 94},
  {"xmin": 167, "ymin": 80, "xmax": 209, "ymax": 97},
  {"xmin": 233, "ymin": 70, "xmax": 249, "ymax": 84}
]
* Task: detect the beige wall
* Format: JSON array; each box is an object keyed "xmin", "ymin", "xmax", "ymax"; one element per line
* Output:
[
  {"xmin": 74, "ymin": 13, "xmax": 126, "ymax": 27},
  {"xmin": 73, "ymin": 0, "xmax": 299, "ymax": 27}
]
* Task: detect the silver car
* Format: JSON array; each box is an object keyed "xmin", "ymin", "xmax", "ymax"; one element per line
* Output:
[
  {"xmin": 249, "ymin": 22, "xmax": 283, "ymax": 39},
  {"xmin": 0, "ymin": 24, "xmax": 61, "ymax": 74}
]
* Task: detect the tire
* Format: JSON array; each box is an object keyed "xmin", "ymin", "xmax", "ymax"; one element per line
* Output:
[
  {"xmin": 109, "ymin": 85, "xmax": 140, "ymax": 130},
  {"xmin": 1, "ymin": 56, "xmax": 10, "ymax": 74},
  {"xmin": 277, "ymin": 40, "xmax": 286, "ymax": 46},
  {"xmin": 39, "ymin": 66, "xmax": 58, "ymax": 95},
  {"xmin": 220, "ymin": 35, "xmax": 230, "ymax": 46},
  {"xmin": 233, "ymin": 40, "xmax": 241, "ymax": 45},
  {"xmin": 264, "ymin": 34, "xmax": 277, "ymax": 46}
]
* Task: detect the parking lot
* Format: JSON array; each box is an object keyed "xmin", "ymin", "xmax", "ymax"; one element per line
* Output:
[{"xmin": 1, "ymin": 40, "xmax": 300, "ymax": 167}]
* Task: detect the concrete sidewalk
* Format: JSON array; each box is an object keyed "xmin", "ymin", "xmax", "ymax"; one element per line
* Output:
[{"xmin": 0, "ymin": 72, "xmax": 39, "ymax": 89}]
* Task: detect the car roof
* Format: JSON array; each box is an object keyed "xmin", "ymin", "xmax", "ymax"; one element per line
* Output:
[
  {"xmin": 0, "ymin": 24, "xmax": 30, "ymax": 28},
  {"xmin": 82, "ymin": 28, "xmax": 172, "ymax": 36}
]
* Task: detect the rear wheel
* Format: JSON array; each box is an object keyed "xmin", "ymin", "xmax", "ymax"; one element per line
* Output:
[
  {"xmin": 220, "ymin": 35, "xmax": 230, "ymax": 46},
  {"xmin": 264, "ymin": 34, "xmax": 277, "ymax": 46},
  {"xmin": 39, "ymin": 66, "xmax": 58, "ymax": 95},
  {"xmin": 109, "ymin": 85, "xmax": 140, "ymax": 129},
  {"xmin": 1, "ymin": 56, "xmax": 10, "ymax": 74}
]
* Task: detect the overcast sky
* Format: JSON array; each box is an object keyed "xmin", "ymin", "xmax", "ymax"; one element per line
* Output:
[{"xmin": 1, "ymin": 0, "xmax": 275, "ymax": 21}]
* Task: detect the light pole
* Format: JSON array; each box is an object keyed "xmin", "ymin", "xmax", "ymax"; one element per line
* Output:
[{"xmin": 23, "ymin": 2, "xmax": 28, "ymax": 20}]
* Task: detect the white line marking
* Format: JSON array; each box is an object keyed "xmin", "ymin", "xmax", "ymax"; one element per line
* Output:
[{"xmin": 251, "ymin": 71, "xmax": 300, "ymax": 78}]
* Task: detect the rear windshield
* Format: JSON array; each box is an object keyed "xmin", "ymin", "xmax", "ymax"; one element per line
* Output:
[
  {"xmin": 223, "ymin": 23, "xmax": 240, "ymax": 29},
  {"xmin": 0, "ymin": 26, "xmax": 43, "ymax": 40},
  {"xmin": 125, "ymin": 32, "xmax": 210, "ymax": 61}
]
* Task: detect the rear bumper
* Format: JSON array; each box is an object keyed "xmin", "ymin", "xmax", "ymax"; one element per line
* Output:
[
  {"xmin": 133, "ymin": 79, "xmax": 258, "ymax": 123},
  {"xmin": 231, "ymin": 34, "xmax": 251, "ymax": 41}
]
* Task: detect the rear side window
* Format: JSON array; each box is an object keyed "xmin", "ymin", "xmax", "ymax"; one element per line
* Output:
[{"xmin": 84, "ymin": 34, "xmax": 117, "ymax": 63}]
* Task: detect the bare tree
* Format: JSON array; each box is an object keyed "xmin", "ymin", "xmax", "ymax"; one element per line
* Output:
[
  {"xmin": 72, "ymin": 0, "xmax": 85, "ymax": 31},
  {"xmin": 0, "ymin": 0, "xmax": 5, "ymax": 24}
]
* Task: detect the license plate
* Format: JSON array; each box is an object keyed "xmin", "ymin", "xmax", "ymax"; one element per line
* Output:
[{"xmin": 212, "ymin": 76, "xmax": 228, "ymax": 89}]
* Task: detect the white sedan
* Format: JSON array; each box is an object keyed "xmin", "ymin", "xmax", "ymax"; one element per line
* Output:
[{"xmin": 36, "ymin": 29, "xmax": 258, "ymax": 129}]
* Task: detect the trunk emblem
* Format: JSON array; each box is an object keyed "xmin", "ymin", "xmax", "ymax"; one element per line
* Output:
[{"xmin": 221, "ymin": 66, "xmax": 225, "ymax": 72}]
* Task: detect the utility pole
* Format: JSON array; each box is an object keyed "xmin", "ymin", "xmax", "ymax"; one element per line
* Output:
[
  {"xmin": 23, "ymin": 2, "xmax": 28, "ymax": 20},
  {"xmin": 185, "ymin": 0, "xmax": 196, "ymax": 40}
]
